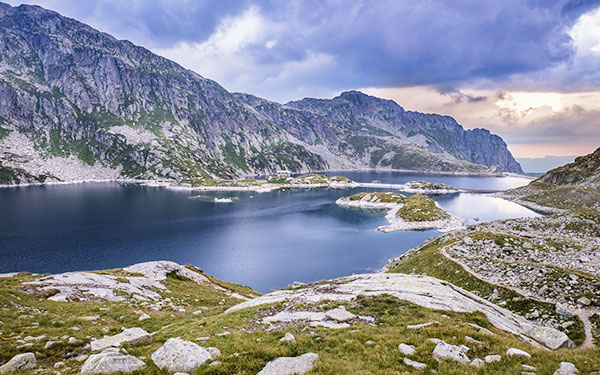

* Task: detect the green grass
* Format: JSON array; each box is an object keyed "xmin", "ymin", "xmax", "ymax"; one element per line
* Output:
[
  {"xmin": 0, "ymin": 258, "xmax": 598, "ymax": 374},
  {"xmin": 347, "ymin": 192, "xmax": 405, "ymax": 204},
  {"xmin": 522, "ymin": 184, "xmax": 600, "ymax": 211},
  {"xmin": 396, "ymin": 195, "xmax": 450, "ymax": 221}
]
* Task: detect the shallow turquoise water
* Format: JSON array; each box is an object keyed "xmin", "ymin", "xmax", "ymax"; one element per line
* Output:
[{"xmin": 0, "ymin": 173, "xmax": 539, "ymax": 292}]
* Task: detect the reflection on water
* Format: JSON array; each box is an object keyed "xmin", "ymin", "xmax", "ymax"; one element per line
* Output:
[
  {"xmin": 0, "ymin": 173, "xmax": 539, "ymax": 293},
  {"xmin": 435, "ymin": 193, "xmax": 540, "ymax": 225}
]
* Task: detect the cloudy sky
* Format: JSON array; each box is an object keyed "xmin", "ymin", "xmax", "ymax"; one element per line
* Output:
[{"xmin": 6, "ymin": 0, "xmax": 600, "ymax": 158}]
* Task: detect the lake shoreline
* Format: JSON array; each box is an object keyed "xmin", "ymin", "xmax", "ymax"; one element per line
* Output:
[{"xmin": 0, "ymin": 168, "xmax": 533, "ymax": 189}]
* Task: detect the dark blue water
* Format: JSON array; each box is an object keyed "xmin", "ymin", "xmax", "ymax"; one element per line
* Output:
[{"xmin": 0, "ymin": 174, "xmax": 538, "ymax": 292}]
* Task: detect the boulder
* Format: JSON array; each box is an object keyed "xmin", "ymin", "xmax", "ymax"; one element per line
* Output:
[
  {"xmin": 151, "ymin": 338, "xmax": 217, "ymax": 373},
  {"xmin": 523, "ymin": 325, "xmax": 575, "ymax": 350},
  {"xmin": 484, "ymin": 354, "xmax": 501, "ymax": 363},
  {"xmin": 91, "ymin": 328, "xmax": 151, "ymax": 352},
  {"xmin": 407, "ymin": 321, "xmax": 438, "ymax": 330},
  {"xmin": 80, "ymin": 352, "xmax": 145, "ymax": 375},
  {"xmin": 325, "ymin": 306, "xmax": 356, "ymax": 322},
  {"xmin": 577, "ymin": 297, "xmax": 591, "ymax": 306},
  {"xmin": 507, "ymin": 348, "xmax": 531, "ymax": 359},
  {"xmin": 279, "ymin": 333, "xmax": 296, "ymax": 343},
  {"xmin": 138, "ymin": 313, "xmax": 151, "ymax": 321},
  {"xmin": 0, "ymin": 353, "xmax": 36, "ymax": 373},
  {"xmin": 523, "ymin": 364, "xmax": 537, "ymax": 371},
  {"xmin": 398, "ymin": 343, "xmax": 416, "ymax": 355},
  {"xmin": 257, "ymin": 353, "xmax": 318, "ymax": 375},
  {"xmin": 470, "ymin": 358, "xmax": 484, "ymax": 368},
  {"xmin": 464, "ymin": 336, "xmax": 482, "ymax": 345},
  {"xmin": 403, "ymin": 358, "xmax": 426, "ymax": 370},
  {"xmin": 555, "ymin": 303, "xmax": 574, "ymax": 319},
  {"xmin": 432, "ymin": 341, "xmax": 470, "ymax": 364},
  {"xmin": 554, "ymin": 362, "xmax": 579, "ymax": 375}
]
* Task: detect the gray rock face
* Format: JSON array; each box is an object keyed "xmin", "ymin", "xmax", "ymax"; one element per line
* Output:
[
  {"xmin": 0, "ymin": 3, "xmax": 522, "ymax": 186},
  {"xmin": 0, "ymin": 353, "xmax": 36, "ymax": 373},
  {"xmin": 91, "ymin": 328, "xmax": 151, "ymax": 352},
  {"xmin": 432, "ymin": 341, "xmax": 470, "ymax": 363},
  {"xmin": 257, "ymin": 353, "xmax": 318, "ymax": 375},
  {"xmin": 80, "ymin": 351, "xmax": 145, "ymax": 375},
  {"xmin": 151, "ymin": 338, "xmax": 218, "ymax": 373}
]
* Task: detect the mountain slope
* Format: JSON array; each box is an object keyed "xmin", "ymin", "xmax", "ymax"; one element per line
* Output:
[
  {"xmin": 499, "ymin": 146, "xmax": 600, "ymax": 213},
  {"xmin": 0, "ymin": 3, "xmax": 522, "ymax": 185},
  {"xmin": 538, "ymin": 147, "xmax": 600, "ymax": 188}
]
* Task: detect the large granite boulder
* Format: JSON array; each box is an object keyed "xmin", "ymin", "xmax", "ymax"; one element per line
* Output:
[
  {"xmin": 522, "ymin": 324, "xmax": 575, "ymax": 350},
  {"xmin": 0, "ymin": 353, "xmax": 36, "ymax": 373},
  {"xmin": 151, "ymin": 338, "xmax": 218, "ymax": 373},
  {"xmin": 81, "ymin": 351, "xmax": 145, "ymax": 375}
]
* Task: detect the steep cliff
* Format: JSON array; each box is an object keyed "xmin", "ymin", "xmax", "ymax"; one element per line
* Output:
[{"xmin": 0, "ymin": 3, "xmax": 523, "ymax": 185}]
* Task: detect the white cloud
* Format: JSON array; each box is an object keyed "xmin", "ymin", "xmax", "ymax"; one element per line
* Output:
[
  {"xmin": 152, "ymin": 6, "xmax": 335, "ymax": 102},
  {"xmin": 569, "ymin": 7, "xmax": 600, "ymax": 57}
]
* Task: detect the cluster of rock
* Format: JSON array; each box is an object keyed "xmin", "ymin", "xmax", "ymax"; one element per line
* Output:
[
  {"xmin": 1, "ymin": 327, "xmax": 320, "ymax": 375},
  {"xmin": 22, "ymin": 261, "xmax": 251, "ymax": 303},
  {"xmin": 397, "ymin": 337, "xmax": 579, "ymax": 374},
  {"xmin": 438, "ymin": 215, "xmax": 599, "ymax": 338},
  {"xmin": 262, "ymin": 305, "xmax": 374, "ymax": 330}
]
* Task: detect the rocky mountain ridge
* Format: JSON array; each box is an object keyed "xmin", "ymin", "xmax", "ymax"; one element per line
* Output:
[
  {"xmin": 538, "ymin": 147, "xmax": 600, "ymax": 188},
  {"xmin": 0, "ymin": 2, "xmax": 523, "ymax": 185}
]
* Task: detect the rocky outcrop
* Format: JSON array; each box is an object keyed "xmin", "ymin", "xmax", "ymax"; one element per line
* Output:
[
  {"xmin": 538, "ymin": 147, "xmax": 600, "ymax": 188},
  {"xmin": 227, "ymin": 273, "xmax": 566, "ymax": 349},
  {"xmin": 22, "ymin": 261, "xmax": 251, "ymax": 302},
  {"xmin": 0, "ymin": 2, "xmax": 522, "ymax": 186}
]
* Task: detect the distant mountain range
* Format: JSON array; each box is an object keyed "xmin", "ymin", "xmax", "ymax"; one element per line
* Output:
[
  {"xmin": 516, "ymin": 156, "xmax": 577, "ymax": 174},
  {"xmin": 0, "ymin": 2, "xmax": 523, "ymax": 185}
]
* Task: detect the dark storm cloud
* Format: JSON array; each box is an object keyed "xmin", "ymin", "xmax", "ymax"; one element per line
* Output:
[{"xmin": 4, "ymin": 0, "xmax": 600, "ymax": 92}]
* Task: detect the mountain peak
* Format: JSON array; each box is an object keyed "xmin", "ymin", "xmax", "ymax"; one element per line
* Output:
[{"xmin": 336, "ymin": 90, "xmax": 404, "ymax": 111}]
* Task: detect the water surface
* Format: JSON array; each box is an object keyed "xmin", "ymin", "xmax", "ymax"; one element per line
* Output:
[{"xmin": 0, "ymin": 173, "xmax": 538, "ymax": 292}]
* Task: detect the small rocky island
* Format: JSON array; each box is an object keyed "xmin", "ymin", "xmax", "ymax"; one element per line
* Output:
[
  {"xmin": 336, "ymin": 192, "xmax": 465, "ymax": 232},
  {"xmin": 399, "ymin": 180, "xmax": 463, "ymax": 194}
]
